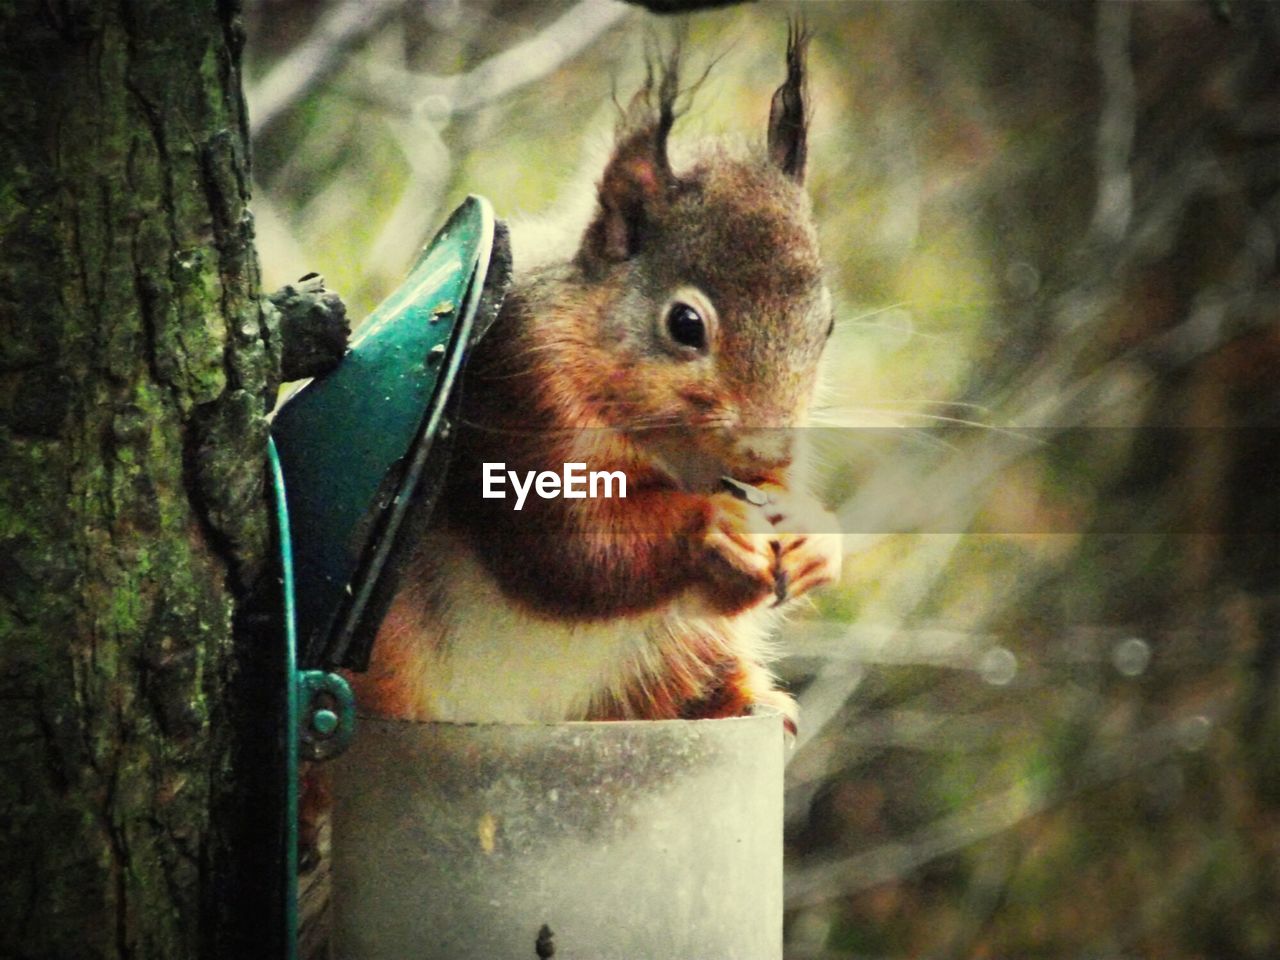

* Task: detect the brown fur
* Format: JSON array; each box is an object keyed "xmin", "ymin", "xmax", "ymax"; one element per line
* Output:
[{"xmin": 352, "ymin": 28, "xmax": 838, "ymax": 726}]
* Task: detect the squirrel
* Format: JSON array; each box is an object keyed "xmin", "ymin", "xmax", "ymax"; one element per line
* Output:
[{"xmin": 346, "ymin": 26, "xmax": 843, "ymax": 731}]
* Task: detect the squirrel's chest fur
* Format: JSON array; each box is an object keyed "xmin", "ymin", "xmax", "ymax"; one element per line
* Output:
[{"xmin": 354, "ymin": 528, "xmax": 776, "ymax": 724}]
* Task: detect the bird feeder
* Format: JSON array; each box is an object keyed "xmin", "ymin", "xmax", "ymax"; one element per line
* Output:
[{"xmin": 266, "ymin": 196, "xmax": 786, "ymax": 959}]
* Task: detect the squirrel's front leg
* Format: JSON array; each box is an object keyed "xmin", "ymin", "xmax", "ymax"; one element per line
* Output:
[
  {"xmin": 682, "ymin": 484, "xmax": 842, "ymax": 731},
  {"xmin": 698, "ymin": 485, "xmax": 842, "ymax": 616}
]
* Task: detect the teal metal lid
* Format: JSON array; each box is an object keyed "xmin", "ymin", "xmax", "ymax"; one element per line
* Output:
[{"xmin": 271, "ymin": 195, "xmax": 501, "ymax": 670}]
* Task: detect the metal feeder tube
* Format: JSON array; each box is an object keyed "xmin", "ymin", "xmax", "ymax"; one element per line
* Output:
[{"xmin": 331, "ymin": 714, "xmax": 785, "ymax": 960}]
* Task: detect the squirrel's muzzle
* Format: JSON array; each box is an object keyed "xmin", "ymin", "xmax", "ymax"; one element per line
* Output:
[
  {"xmin": 724, "ymin": 427, "xmax": 793, "ymax": 476},
  {"xmin": 632, "ymin": 424, "xmax": 793, "ymax": 492}
]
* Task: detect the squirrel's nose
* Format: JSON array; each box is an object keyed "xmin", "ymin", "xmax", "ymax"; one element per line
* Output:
[{"xmin": 725, "ymin": 427, "xmax": 793, "ymax": 474}]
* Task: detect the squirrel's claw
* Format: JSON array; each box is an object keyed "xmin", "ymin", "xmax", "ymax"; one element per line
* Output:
[
  {"xmin": 775, "ymin": 548, "xmax": 839, "ymax": 604},
  {"xmin": 772, "ymin": 568, "xmax": 789, "ymax": 606},
  {"xmin": 762, "ymin": 494, "xmax": 842, "ymax": 607}
]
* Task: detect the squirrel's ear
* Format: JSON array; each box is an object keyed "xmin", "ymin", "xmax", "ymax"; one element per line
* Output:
[
  {"xmin": 768, "ymin": 21, "xmax": 810, "ymax": 184},
  {"xmin": 581, "ymin": 58, "xmax": 679, "ymax": 270}
]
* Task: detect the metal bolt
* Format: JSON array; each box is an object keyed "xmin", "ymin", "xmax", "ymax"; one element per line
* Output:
[{"xmin": 312, "ymin": 708, "xmax": 339, "ymax": 736}]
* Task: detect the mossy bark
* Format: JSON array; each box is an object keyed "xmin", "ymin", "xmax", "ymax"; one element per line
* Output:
[{"xmin": 0, "ymin": 2, "xmax": 278, "ymax": 957}]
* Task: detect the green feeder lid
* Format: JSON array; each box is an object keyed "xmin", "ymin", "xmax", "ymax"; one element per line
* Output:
[{"xmin": 271, "ymin": 195, "xmax": 505, "ymax": 671}]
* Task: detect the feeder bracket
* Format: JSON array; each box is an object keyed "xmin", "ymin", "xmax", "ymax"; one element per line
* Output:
[{"xmin": 297, "ymin": 669, "xmax": 356, "ymax": 761}]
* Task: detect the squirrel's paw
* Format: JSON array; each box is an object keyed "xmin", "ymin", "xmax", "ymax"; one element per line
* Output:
[
  {"xmin": 750, "ymin": 687, "xmax": 799, "ymax": 738},
  {"xmin": 762, "ymin": 492, "xmax": 843, "ymax": 606},
  {"xmin": 700, "ymin": 490, "xmax": 842, "ymax": 612},
  {"xmin": 700, "ymin": 492, "xmax": 783, "ymax": 612}
]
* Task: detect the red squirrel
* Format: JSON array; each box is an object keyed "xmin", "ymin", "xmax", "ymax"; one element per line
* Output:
[{"xmin": 351, "ymin": 28, "xmax": 841, "ymax": 731}]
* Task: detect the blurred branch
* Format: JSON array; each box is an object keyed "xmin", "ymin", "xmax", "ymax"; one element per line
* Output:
[
  {"xmin": 789, "ymin": 777, "xmax": 1050, "ymax": 909},
  {"xmin": 942, "ymin": 836, "xmax": 1022, "ymax": 960},
  {"xmin": 799, "ymin": 109, "xmax": 1248, "ymax": 766},
  {"xmin": 357, "ymin": 0, "xmax": 632, "ymax": 120},
  {"xmin": 798, "ymin": 289, "xmax": 1241, "ymax": 759},
  {"xmin": 248, "ymin": 0, "xmax": 401, "ymax": 137},
  {"xmin": 785, "ymin": 706, "xmax": 1224, "ymax": 909},
  {"xmin": 1090, "ymin": 1, "xmax": 1136, "ymax": 243},
  {"xmin": 364, "ymin": 0, "xmax": 634, "ymax": 277},
  {"xmin": 364, "ymin": 114, "xmax": 454, "ymax": 281},
  {"xmin": 782, "ymin": 623, "xmax": 996, "ymax": 669},
  {"xmin": 253, "ymin": 0, "xmax": 634, "ymax": 298},
  {"xmin": 246, "ymin": 0, "xmax": 750, "ymax": 138},
  {"xmin": 791, "ymin": 536, "xmax": 964, "ymax": 760}
]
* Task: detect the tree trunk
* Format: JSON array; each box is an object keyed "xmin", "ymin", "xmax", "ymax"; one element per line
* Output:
[{"xmin": 0, "ymin": 2, "xmax": 276, "ymax": 957}]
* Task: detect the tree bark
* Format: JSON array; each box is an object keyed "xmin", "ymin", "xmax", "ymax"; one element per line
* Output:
[{"xmin": 0, "ymin": 2, "xmax": 276, "ymax": 957}]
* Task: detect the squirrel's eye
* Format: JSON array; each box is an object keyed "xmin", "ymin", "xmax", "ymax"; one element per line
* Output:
[{"xmin": 666, "ymin": 302, "xmax": 707, "ymax": 351}]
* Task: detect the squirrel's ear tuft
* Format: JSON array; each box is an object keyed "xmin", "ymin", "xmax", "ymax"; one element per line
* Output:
[
  {"xmin": 580, "ymin": 51, "xmax": 681, "ymax": 271},
  {"xmin": 768, "ymin": 20, "xmax": 810, "ymax": 184}
]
